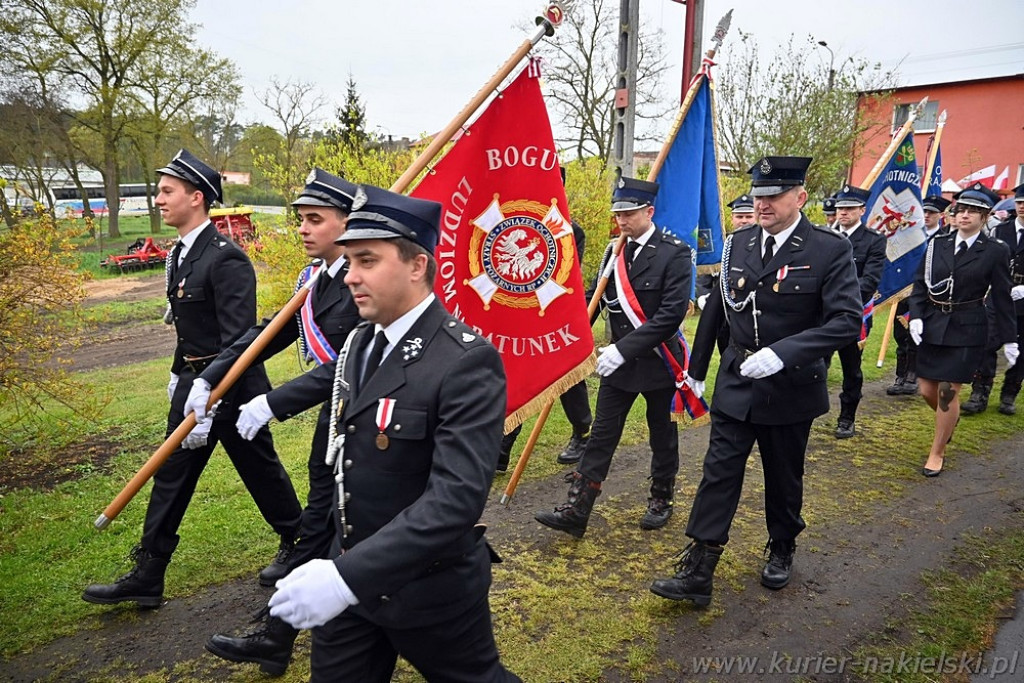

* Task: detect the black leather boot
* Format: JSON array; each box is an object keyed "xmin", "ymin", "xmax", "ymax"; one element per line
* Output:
[
  {"xmin": 761, "ymin": 538, "xmax": 796, "ymax": 589},
  {"xmin": 640, "ymin": 478, "xmax": 674, "ymax": 530},
  {"xmin": 206, "ymin": 612, "xmax": 299, "ymax": 677},
  {"xmin": 534, "ymin": 471, "xmax": 601, "ymax": 538},
  {"xmin": 885, "ymin": 375, "xmax": 906, "ymax": 396},
  {"xmin": 961, "ymin": 384, "xmax": 992, "ymax": 415},
  {"xmin": 834, "ymin": 406, "xmax": 856, "ymax": 439},
  {"xmin": 556, "ymin": 430, "xmax": 590, "ymax": 465},
  {"xmin": 899, "ymin": 370, "xmax": 919, "ymax": 395},
  {"xmin": 649, "ymin": 541, "xmax": 723, "ymax": 606},
  {"xmin": 998, "ymin": 393, "xmax": 1017, "ymax": 415},
  {"xmin": 259, "ymin": 536, "xmax": 296, "ymax": 587},
  {"xmin": 82, "ymin": 545, "xmax": 169, "ymax": 608}
]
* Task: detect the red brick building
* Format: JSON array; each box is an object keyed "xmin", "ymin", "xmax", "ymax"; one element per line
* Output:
[{"xmin": 850, "ymin": 73, "xmax": 1024, "ymax": 194}]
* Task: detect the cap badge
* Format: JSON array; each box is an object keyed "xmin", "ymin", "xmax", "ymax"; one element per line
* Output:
[
  {"xmin": 972, "ymin": 183, "xmax": 982, "ymax": 191},
  {"xmin": 760, "ymin": 158, "xmax": 772, "ymax": 174},
  {"xmin": 306, "ymin": 169, "xmax": 317, "ymax": 184},
  {"xmin": 352, "ymin": 186, "xmax": 368, "ymax": 210},
  {"xmin": 843, "ymin": 185, "xmax": 850, "ymax": 193},
  {"xmin": 617, "ymin": 178, "xmax": 625, "ymax": 189},
  {"xmin": 462, "ymin": 332, "xmax": 475, "ymax": 343}
]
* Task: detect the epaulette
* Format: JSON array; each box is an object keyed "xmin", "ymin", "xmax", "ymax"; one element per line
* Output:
[
  {"xmin": 442, "ymin": 317, "xmax": 484, "ymax": 348},
  {"xmin": 214, "ymin": 238, "xmax": 227, "ymax": 248},
  {"xmin": 811, "ymin": 224, "xmax": 845, "ymax": 239},
  {"xmin": 732, "ymin": 224, "xmax": 758, "ymax": 237}
]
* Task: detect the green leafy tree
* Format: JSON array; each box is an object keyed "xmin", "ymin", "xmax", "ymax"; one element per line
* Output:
[
  {"xmin": 332, "ymin": 75, "xmax": 370, "ymax": 153},
  {"xmin": 0, "ymin": 0, "xmax": 211, "ymax": 237}
]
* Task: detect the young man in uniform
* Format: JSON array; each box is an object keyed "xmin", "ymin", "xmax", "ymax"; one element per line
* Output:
[
  {"xmin": 266, "ymin": 184, "xmax": 520, "ymax": 682},
  {"xmin": 190, "ymin": 169, "xmax": 362, "ymax": 676},
  {"xmin": 829, "ymin": 184, "xmax": 886, "ymax": 438},
  {"xmin": 650, "ymin": 156, "xmax": 860, "ymax": 605},
  {"xmin": 82, "ymin": 150, "xmax": 302, "ymax": 609},
  {"xmin": 534, "ymin": 177, "xmax": 693, "ymax": 537}
]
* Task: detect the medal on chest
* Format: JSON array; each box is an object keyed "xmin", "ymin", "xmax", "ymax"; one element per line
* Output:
[
  {"xmin": 375, "ymin": 398, "xmax": 395, "ymax": 450},
  {"xmin": 176, "ymin": 277, "xmax": 186, "ymax": 298}
]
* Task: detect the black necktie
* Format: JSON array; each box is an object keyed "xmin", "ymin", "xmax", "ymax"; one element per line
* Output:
[
  {"xmin": 361, "ymin": 331, "xmax": 388, "ymax": 388},
  {"xmin": 955, "ymin": 241, "xmax": 968, "ymax": 262},
  {"xmin": 168, "ymin": 241, "xmax": 183, "ymax": 280},
  {"xmin": 314, "ymin": 271, "xmax": 332, "ymax": 305},
  {"xmin": 624, "ymin": 240, "xmax": 639, "ymax": 270},
  {"xmin": 762, "ymin": 235, "xmax": 775, "ymax": 267},
  {"xmin": 1017, "ymin": 229, "xmax": 1023, "ymax": 247}
]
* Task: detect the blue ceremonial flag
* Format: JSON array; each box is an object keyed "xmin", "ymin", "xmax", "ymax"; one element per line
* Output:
[
  {"xmin": 926, "ymin": 143, "xmax": 942, "ymax": 198},
  {"xmin": 863, "ymin": 129, "xmax": 926, "ymax": 306},
  {"xmin": 651, "ymin": 72, "xmax": 724, "ymax": 284}
]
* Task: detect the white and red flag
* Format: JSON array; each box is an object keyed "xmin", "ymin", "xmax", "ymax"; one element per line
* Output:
[{"xmin": 411, "ymin": 64, "xmax": 595, "ymax": 431}]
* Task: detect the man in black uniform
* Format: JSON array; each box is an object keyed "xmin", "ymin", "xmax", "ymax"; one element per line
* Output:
[
  {"xmin": 822, "ymin": 195, "xmax": 837, "ymax": 229},
  {"xmin": 534, "ymin": 177, "xmax": 693, "ymax": 537},
  {"xmin": 650, "ymin": 156, "xmax": 861, "ymax": 606},
  {"xmin": 189, "ymin": 169, "xmax": 361, "ymax": 676},
  {"xmin": 265, "ymin": 184, "xmax": 519, "ymax": 682},
  {"xmin": 886, "ymin": 195, "xmax": 951, "ymax": 397},
  {"xmin": 964, "ymin": 183, "xmax": 1024, "ymax": 415},
  {"xmin": 829, "ymin": 184, "xmax": 886, "ymax": 438},
  {"xmin": 82, "ymin": 149, "xmax": 302, "ymax": 608}
]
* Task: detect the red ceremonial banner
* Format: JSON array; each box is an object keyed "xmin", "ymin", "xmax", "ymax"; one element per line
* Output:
[{"xmin": 411, "ymin": 66, "xmax": 595, "ymax": 431}]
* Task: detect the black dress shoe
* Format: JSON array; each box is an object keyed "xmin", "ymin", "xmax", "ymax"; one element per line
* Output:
[{"xmin": 922, "ymin": 467, "xmax": 942, "ymax": 478}]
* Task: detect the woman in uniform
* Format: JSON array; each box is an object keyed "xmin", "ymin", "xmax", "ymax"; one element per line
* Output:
[{"xmin": 908, "ymin": 183, "xmax": 1018, "ymax": 476}]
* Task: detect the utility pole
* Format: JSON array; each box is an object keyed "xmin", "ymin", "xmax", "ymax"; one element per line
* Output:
[
  {"xmin": 679, "ymin": 0, "xmax": 705, "ymax": 100},
  {"xmin": 610, "ymin": 0, "xmax": 639, "ymax": 180}
]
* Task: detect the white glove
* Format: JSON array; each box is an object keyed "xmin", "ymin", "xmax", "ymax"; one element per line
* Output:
[
  {"xmin": 684, "ymin": 374, "xmax": 705, "ymax": 399},
  {"xmin": 909, "ymin": 319, "xmax": 924, "ymax": 346},
  {"xmin": 184, "ymin": 378, "xmax": 215, "ymax": 424},
  {"xmin": 268, "ymin": 559, "xmax": 358, "ymax": 629},
  {"xmin": 167, "ymin": 372, "xmax": 179, "ymax": 402},
  {"xmin": 1005, "ymin": 342, "xmax": 1019, "ymax": 368},
  {"xmin": 696, "ymin": 294, "xmax": 709, "ymax": 310},
  {"xmin": 595, "ymin": 344, "xmax": 626, "ymax": 377},
  {"xmin": 739, "ymin": 348, "xmax": 784, "ymax": 379},
  {"xmin": 181, "ymin": 417, "xmax": 212, "ymax": 450},
  {"xmin": 1011, "ymin": 285, "xmax": 1024, "ymax": 301},
  {"xmin": 236, "ymin": 394, "xmax": 275, "ymax": 441}
]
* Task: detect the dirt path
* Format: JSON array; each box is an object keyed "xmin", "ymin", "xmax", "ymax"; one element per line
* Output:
[
  {"xmin": 3, "ymin": 376, "xmax": 1022, "ymax": 682},
  {"xmin": 7, "ymin": 289, "xmax": 1024, "ymax": 681},
  {"xmin": 70, "ymin": 276, "xmax": 176, "ymax": 372}
]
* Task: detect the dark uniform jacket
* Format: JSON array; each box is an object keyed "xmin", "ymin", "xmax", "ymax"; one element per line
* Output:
[
  {"xmin": 166, "ymin": 222, "xmax": 268, "ymax": 419},
  {"xmin": 908, "ymin": 231, "xmax": 1015, "ymax": 348},
  {"xmin": 598, "ymin": 229, "xmax": 692, "ymax": 393},
  {"xmin": 844, "ymin": 223, "xmax": 887, "ymax": 306},
  {"xmin": 328, "ymin": 299, "xmax": 505, "ymax": 630},
  {"xmin": 992, "ymin": 218, "xmax": 1024, "ymax": 317},
  {"xmin": 690, "ymin": 216, "xmax": 862, "ymax": 424},
  {"xmin": 200, "ymin": 261, "xmax": 361, "ymax": 466}
]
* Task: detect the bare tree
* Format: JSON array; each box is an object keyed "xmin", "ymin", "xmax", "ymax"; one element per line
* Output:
[
  {"xmin": 530, "ymin": 0, "xmax": 671, "ymax": 160},
  {"xmin": 715, "ymin": 31, "xmax": 898, "ymax": 198},
  {"xmin": 257, "ymin": 77, "xmax": 328, "ymax": 175}
]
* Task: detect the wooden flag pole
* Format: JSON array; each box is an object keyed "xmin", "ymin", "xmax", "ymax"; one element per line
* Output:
[
  {"xmin": 500, "ymin": 10, "xmax": 733, "ymax": 505},
  {"xmin": 920, "ymin": 110, "xmax": 947, "ymax": 194},
  {"xmin": 95, "ymin": 3, "xmax": 570, "ymax": 530}
]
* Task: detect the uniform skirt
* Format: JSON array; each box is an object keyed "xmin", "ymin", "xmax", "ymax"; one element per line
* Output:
[{"xmin": 915, "ymin": 342, "xmax": 984, "ymax": 384}]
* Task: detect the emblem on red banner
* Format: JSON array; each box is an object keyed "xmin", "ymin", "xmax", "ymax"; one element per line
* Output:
[{"xmin": 466, "ymin": 197, "xmax": 576, "ymax": 315}]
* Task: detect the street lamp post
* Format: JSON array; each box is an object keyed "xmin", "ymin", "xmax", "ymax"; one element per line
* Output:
[{"xmin": 817, "ymin": 40, "xmax": 835, "ymax": 91}]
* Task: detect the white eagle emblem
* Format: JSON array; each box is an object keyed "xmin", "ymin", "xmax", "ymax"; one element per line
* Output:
[{"xmin": 494, "ymin": 229, "xmax": 545, "ymax": 280}]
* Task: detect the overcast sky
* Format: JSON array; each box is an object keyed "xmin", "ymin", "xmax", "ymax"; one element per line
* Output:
[{"xmin": 191, "ymin": 0, "xmax": 1022, "ymax": 142}]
